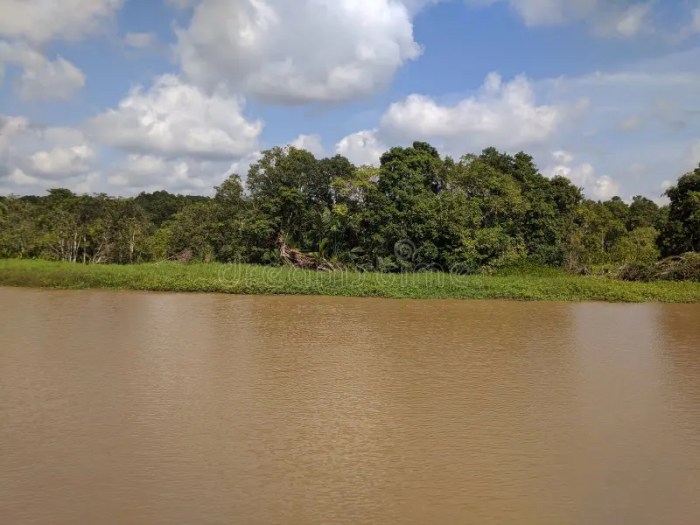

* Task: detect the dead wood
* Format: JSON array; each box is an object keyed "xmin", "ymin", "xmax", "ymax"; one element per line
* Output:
[{"xmin": 277, "ymin": 234, "xmax": 341, "ymax": 272}]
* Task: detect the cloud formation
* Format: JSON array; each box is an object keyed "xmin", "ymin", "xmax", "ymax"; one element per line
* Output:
[
  {"xmin": 470, "ymin": 0, "xmax": 659, "ymax": 38},
  {"xmin": 381, "ymin": 73, "xmax": 578, "ymax": 150},
  {"xmin": 335, "ymin": 130, "xmax": 386, "ymax": 166},
  {"xmin": 0, "ymin": 0, "xmax": 122, "ymax": 42},
  {"xmin": 0, "ymin": 115, "xmax": 97, "ymax": 193},
  {"xmin": 546, "ymin": 150, "xmax": 621, "ymax": 201},
  {"xmin": 88, "ymin": 75, "xmax": 262, "ymax": 161},
  {"xmin": 176, "ymin": 0, "xmax": 422, "ymax": 104},
  {"xmin": 0, "ymin": 41, "xmax": 86, "ymax": 100}
]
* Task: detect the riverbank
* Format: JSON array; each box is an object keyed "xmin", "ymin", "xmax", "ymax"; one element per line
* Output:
[{"xmin": 1, "ymin": 259, "xmax": 700, "ymax": 303}]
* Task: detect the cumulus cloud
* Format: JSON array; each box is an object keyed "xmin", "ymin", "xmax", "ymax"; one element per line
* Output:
[
  {"xmin": 381, "ymin": 72, "xmax": 579, "ymax": 151},
  {"xmin": 335, "ymin": 130, "xmax": 386, "ymax": 166},
  {"xmin": 290, "ymin": 134, "xmax": 326, "ymax": 158},
  {"xmin": 594, "ymin": 2, "xmax": 653, "ymax": 38},
  {"xmin": 108, "ymin": 154, "xmax": 238, "ymax": 194},
  {"xmin": 470, "ymin": 0, "xmax": 660, "ymax": 38},
  {"xmin": 0, "ymin": 0, "xmax": 122, "ymax": 43},
  {"xmin": 110, "ymin": 155, "xmax": 191, "ymax": 190},
  {"xmin": 31, "ymin": 145, "xmax": 95, "ymax": 177},
  {"xmin": 0, "ymin": 0, "xmax": 122, "ymax": 100},
  {"xmin": 5, "ymin": 168, "xmax": 41, "ymax": 187},
  {"xmin": 175, "ymin": 0, "xmax": 422, "ymax": 104},
  {"xmin": 502, "ymin": 0, "xmax": 598, "ymax": 26},
  {"xmin": 0, "ymin": 41, "xmax": 85, "ymax": 100},
  {"xmin": 0, "ymin": 114, "xmax": 98, "ymax": 193},
  {"xmin": 88, "ymin": 75, "xmax": 262, "ymax": 161},
  {"xmin": 546, "ymin": 151, "xmax": 621, "ymax": 200}
]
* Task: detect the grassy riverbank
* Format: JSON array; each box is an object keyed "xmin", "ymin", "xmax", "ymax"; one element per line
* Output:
[{"xmin": 2, "ymin": 259, "xmax": 700, "ymax": 303}]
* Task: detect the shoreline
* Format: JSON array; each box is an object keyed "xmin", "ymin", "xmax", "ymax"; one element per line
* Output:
[{"xmin": 2, "ymin": 259, "xmax": 700, "ymax": 304}]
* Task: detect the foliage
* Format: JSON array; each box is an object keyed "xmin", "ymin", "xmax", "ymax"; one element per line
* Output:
[
  {"xmin": 2, "ymin": 259, "xmax": 700, "ymax": 303},
  {"xmin": 660, "ymin": 166, "xmax": 700, "ymax": 256},
  {"xmin": 0, "ymin": 145, "xmax": 698, "ymax": 282},
  {"xmin": 620, "ymin": 253, "xmax": 700, "ymax": 283}
]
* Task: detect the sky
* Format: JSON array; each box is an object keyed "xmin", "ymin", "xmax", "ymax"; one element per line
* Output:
[{"xmin": 0, "ymin": 0, "xmax": 699, "ymax": 201}]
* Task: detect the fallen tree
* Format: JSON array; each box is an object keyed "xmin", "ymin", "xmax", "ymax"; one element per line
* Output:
[
  {"xmin": 277, "ymin": 234, "xmax": 341, "ymax": 272},
  {"xmin": 620, "ymin": 252, "xmax": 700, "ymax": 282}
]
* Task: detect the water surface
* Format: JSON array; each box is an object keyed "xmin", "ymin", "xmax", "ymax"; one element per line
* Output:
[{"xmin": 1, "ymin": 287, "xmax": 699, "ymax": 524}]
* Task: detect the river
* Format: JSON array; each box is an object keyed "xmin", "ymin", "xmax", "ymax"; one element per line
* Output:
[{"xmin": 1, "ymin": 287, "xmax": 699, "ymax": 524}]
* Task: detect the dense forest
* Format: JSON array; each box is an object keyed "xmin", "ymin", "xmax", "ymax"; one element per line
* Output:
[{"xmin": 1, "ymin": 143, "xmax": 699, "ymax": 280}]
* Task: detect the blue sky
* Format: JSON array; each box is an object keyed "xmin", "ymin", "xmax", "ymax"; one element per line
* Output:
[{"xmin": 1, "ymin": 0, "xmax": 699, "ymax": 201}]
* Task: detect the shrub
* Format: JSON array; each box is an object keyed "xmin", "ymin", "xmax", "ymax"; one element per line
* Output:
[{"xmin": 620, "ymin": 253, "xmax": 700, "ymax": 282}]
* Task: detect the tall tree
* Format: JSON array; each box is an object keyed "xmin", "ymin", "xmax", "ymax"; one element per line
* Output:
[{"xmin": 660, "ymin": 166, "xmax": 700, "ymax": 255}]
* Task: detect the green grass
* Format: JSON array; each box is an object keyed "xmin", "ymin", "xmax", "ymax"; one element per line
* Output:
[{"xmin": 1, "ymin": 259, "xmax": 700, "ymax": 303}]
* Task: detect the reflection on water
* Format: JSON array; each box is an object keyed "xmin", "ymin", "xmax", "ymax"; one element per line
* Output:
[{"xmin": 1, "ymin": 288, "xmax": 699, "ymax": 524}]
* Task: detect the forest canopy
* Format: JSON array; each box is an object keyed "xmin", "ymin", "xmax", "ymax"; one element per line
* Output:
[{"xmin": 1, "ymin": 144, "xmax": 698, "ymax": 279}]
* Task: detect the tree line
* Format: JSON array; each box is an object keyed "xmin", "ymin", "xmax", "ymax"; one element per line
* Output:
[{"xmin": 1, "ymin": 143, "xmax": 698, "ymax": 275}]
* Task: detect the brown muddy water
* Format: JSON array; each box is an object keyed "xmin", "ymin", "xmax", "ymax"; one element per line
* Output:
[{"xmin": 1, "ymin": 287, "xmax": 699, "ymax": 524}]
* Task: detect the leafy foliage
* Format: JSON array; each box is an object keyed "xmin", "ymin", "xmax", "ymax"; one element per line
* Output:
[{"xmin": 1, "ymin": 145, "xmax": 698, "ymax": 281}]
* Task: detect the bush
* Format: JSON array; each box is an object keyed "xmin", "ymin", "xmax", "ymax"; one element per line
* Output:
[
  {"xmin": 620, "ymin": 253, "xmax": 700, "ymax": 282},
  {"xmin": 619, "ymin": 262, "xmax": 655, "ymax": 282},
  {"xmin": 655, "ymin": 253, "xmax": 700, "ymax": 282}
]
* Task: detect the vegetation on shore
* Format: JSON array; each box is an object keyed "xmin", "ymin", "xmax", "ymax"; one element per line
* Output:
[
  {"xmin": 2, "ymin": 143, "xmax": 698, "ymax": 294},
  {"xmin": 2, "ymin": 259, "xmax": 700, "ymax": 303}
]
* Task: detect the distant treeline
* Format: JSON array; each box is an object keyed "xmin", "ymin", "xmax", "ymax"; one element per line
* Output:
[{"xmin": 1, "ymin": 143, "xmax": 698, "ymax": 275}]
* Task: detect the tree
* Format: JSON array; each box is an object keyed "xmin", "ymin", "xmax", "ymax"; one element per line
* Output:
[
  {"xmin": 660, "ymin": 166, "xmax": 700, "ymax": 255},
  {"xmin": 611, "ymin": 227, "xmax": 661, "ymax": 265},
  {"xmin": 213, "ymin": 174, "xmax": 248, "ymax": 262},
  {"xmin": 246, "ymin": 147, "xmax": 333, "ymax": 258},
  {"xmin": 1, "ymin": 144, "xmax": 695, "ymax": 276},
  {"xmin": 627, "ymin": 196, "xmax": 661, "ymax": 230},
  {"xmin": 365, "ymin": 142, "xmax": 445, "ymax": 270},
  {"xmin": 135, "ymin": 191, "xmax": 208, "ymax": 227},
  {"xmin": 0, "ymin": 197, "xmax": 39, "ymax": 258},
  {"xmin": 165, "ymin": 201, "xmax": 219, "ymax": 261}
]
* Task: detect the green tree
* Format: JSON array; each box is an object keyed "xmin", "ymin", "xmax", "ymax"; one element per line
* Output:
[
  {"xmin": 660, "ymin": 166, "xmax": 700, "ymax": 255},
  {"xmin": 611, "ymin": 227, "xmax": 661, "ymax": 265},
  {"xmin": 627, "ymin": 196, "xmax": 661, "ymax": 230},
  {"xmin": 246, "ymin": 147, "xmax": 334, "ymax": 259},
  {"xmin": 165, "ymin": 201, "xmax": 219, "ymax": 261}
]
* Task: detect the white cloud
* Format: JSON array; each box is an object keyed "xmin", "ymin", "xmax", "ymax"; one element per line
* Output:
[
  {"xmin": 227, "ymin": 150, "xmax": 263, "ymax": 179},
  {"xmin": 546, "ymin": 151, "xmax": 621, "ymax": 200},
  {"xmin": 381, "ymin": 73, "xmax": 577, "ymax": 150},
  {"xmin": 0, "ymin": 41, "xmax": 85, "ymax": 100},
  {"xmin": 335, "ymin": 129, "xmax": 386, "ymax": 166},
  {"xmin": 7, "ymin": 168, "xmax": 40, "ymax": 187},
  {"xmin": 31, "ymin": 145, "xmax": 95, "ymax": 178},
  {"xmin": 109, "ymin": 155, "xmax": 180, "ymax": 188},
  {"xmin": 551, "ymin": 150, "xmax": 574, "ymax": 164},
  {"xmin": 124, "ymin": 32, "xmax": 156, "ymax": 49},
  {"xmin": 0, "ymin": 115, "xmax": 30, "ymax": 157},
  {"xmin": 594, "ymin": 2, "xmax": 653, "ymax": 38},
  {"xmin": 503, "ymin": 0, "xmax": 598, "ymax": 26},
  {"xmin": 108, "ymin": 154, "xmax": 233, "ymax": 194},
  {"xmin": 470, "ymin": 0, "xmax": 662, "ymax": 39},
  {"xmin": 290, "ymin": 134, "xmax": 326, "ymax": 157},
  {"xmin": 88, "ymin": 75, "xmax": 262, "ymax": 161},
  {"xmin": 0, "ymin": 114, "xmax": 98, "ymax": 193},
  {"xmin": 176, "ymin": 0, "xmax": 422, "ymax": 104},
  {"xmin": 0, "ymin": 0, "xmax": 123, "ymax": 43},
  {"xmin": 18, "ymin": 56, "xmax": 85, "ymax": 101}
]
